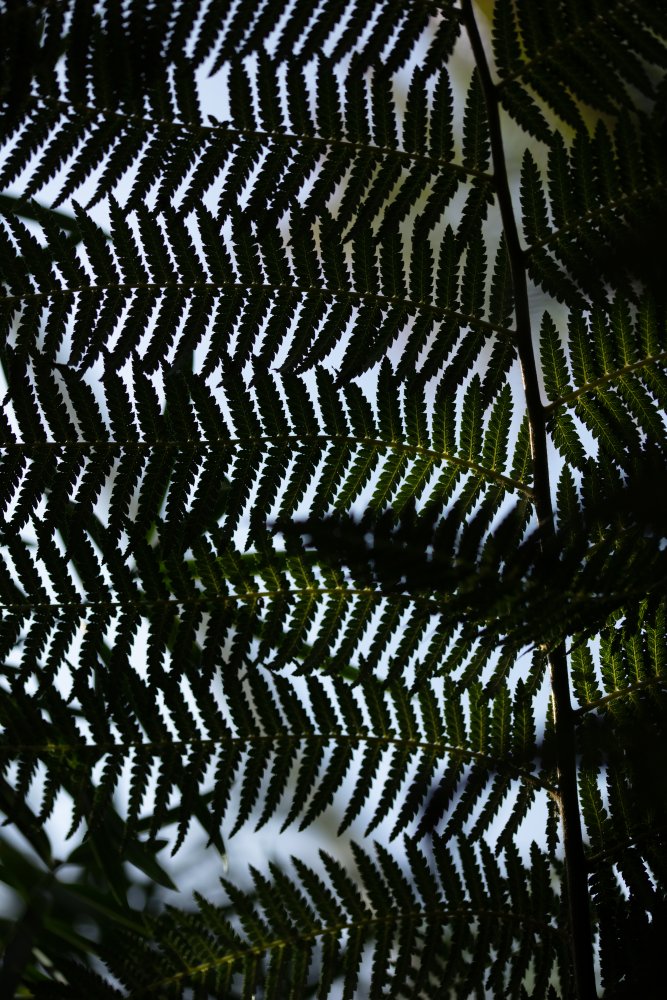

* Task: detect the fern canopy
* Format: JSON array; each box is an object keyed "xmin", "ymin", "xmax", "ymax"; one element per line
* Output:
[{"xmin": 0, "ymin": 0, "xmax": 666, "ymax": 997}]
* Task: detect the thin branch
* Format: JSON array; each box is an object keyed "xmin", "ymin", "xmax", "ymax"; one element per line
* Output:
[{"xmin": 0, "ymin": 194, "xmax": 80, "ymax": 233}]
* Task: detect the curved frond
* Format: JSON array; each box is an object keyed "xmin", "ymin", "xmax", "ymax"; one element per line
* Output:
[{"xmin": 101, "ymin": 835, "xmax": 566, "ymax": 999}]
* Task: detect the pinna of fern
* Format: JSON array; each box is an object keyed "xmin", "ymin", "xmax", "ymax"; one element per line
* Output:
[{"xmin": 1, "ymin": 0, "xmax": 667, "ymax": 998}]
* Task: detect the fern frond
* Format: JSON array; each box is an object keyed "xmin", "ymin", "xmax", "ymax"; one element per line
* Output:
[
  {"xmin": 494, "ymin": 0, "xmax": 667, "ymax": 137},
  {"xmin": 99, "ymin": 833, "xmax": 565, "ymax": 999},
  {"xmin": 3, "ymin": 1, "xmax": 667, "ymax": 995},
  {"xmin": 523, "ymin": 118, "xmax": 667, "ymax": 308},
  {"xmin": 0, "ymin": 660, "xmax": 550, "ymax": 857},
  {"xmin": 542, "ymin": 297, "xmax": 667, "ymax": 465}
]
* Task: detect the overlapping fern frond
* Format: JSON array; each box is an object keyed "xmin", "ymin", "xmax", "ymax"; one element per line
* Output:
[
  {"xmin": 105, "ymin": 836, "xmax": 566, "ymax": 1000},
  {"xmin": 493, "ymin": 0, "xmax": 667, "ymax": 140},
  {"xmin": 1, "ymin": 0, "xmax": 667, "ymax": 997}
]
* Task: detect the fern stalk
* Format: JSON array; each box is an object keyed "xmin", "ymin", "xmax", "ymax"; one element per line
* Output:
[{"xmin": 460, "ymin": 2, "xmax": 596, "ymax": 997}]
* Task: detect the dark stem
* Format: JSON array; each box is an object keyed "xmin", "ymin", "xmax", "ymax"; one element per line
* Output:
[{"xmin": 459, "ymin": 3, "xmax": 597, "ymax": 998}]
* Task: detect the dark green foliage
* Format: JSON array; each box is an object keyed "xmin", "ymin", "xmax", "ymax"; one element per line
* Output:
[{"xmin": 0, "ymin": 1, "xmax": 666, "ymax": 997}]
